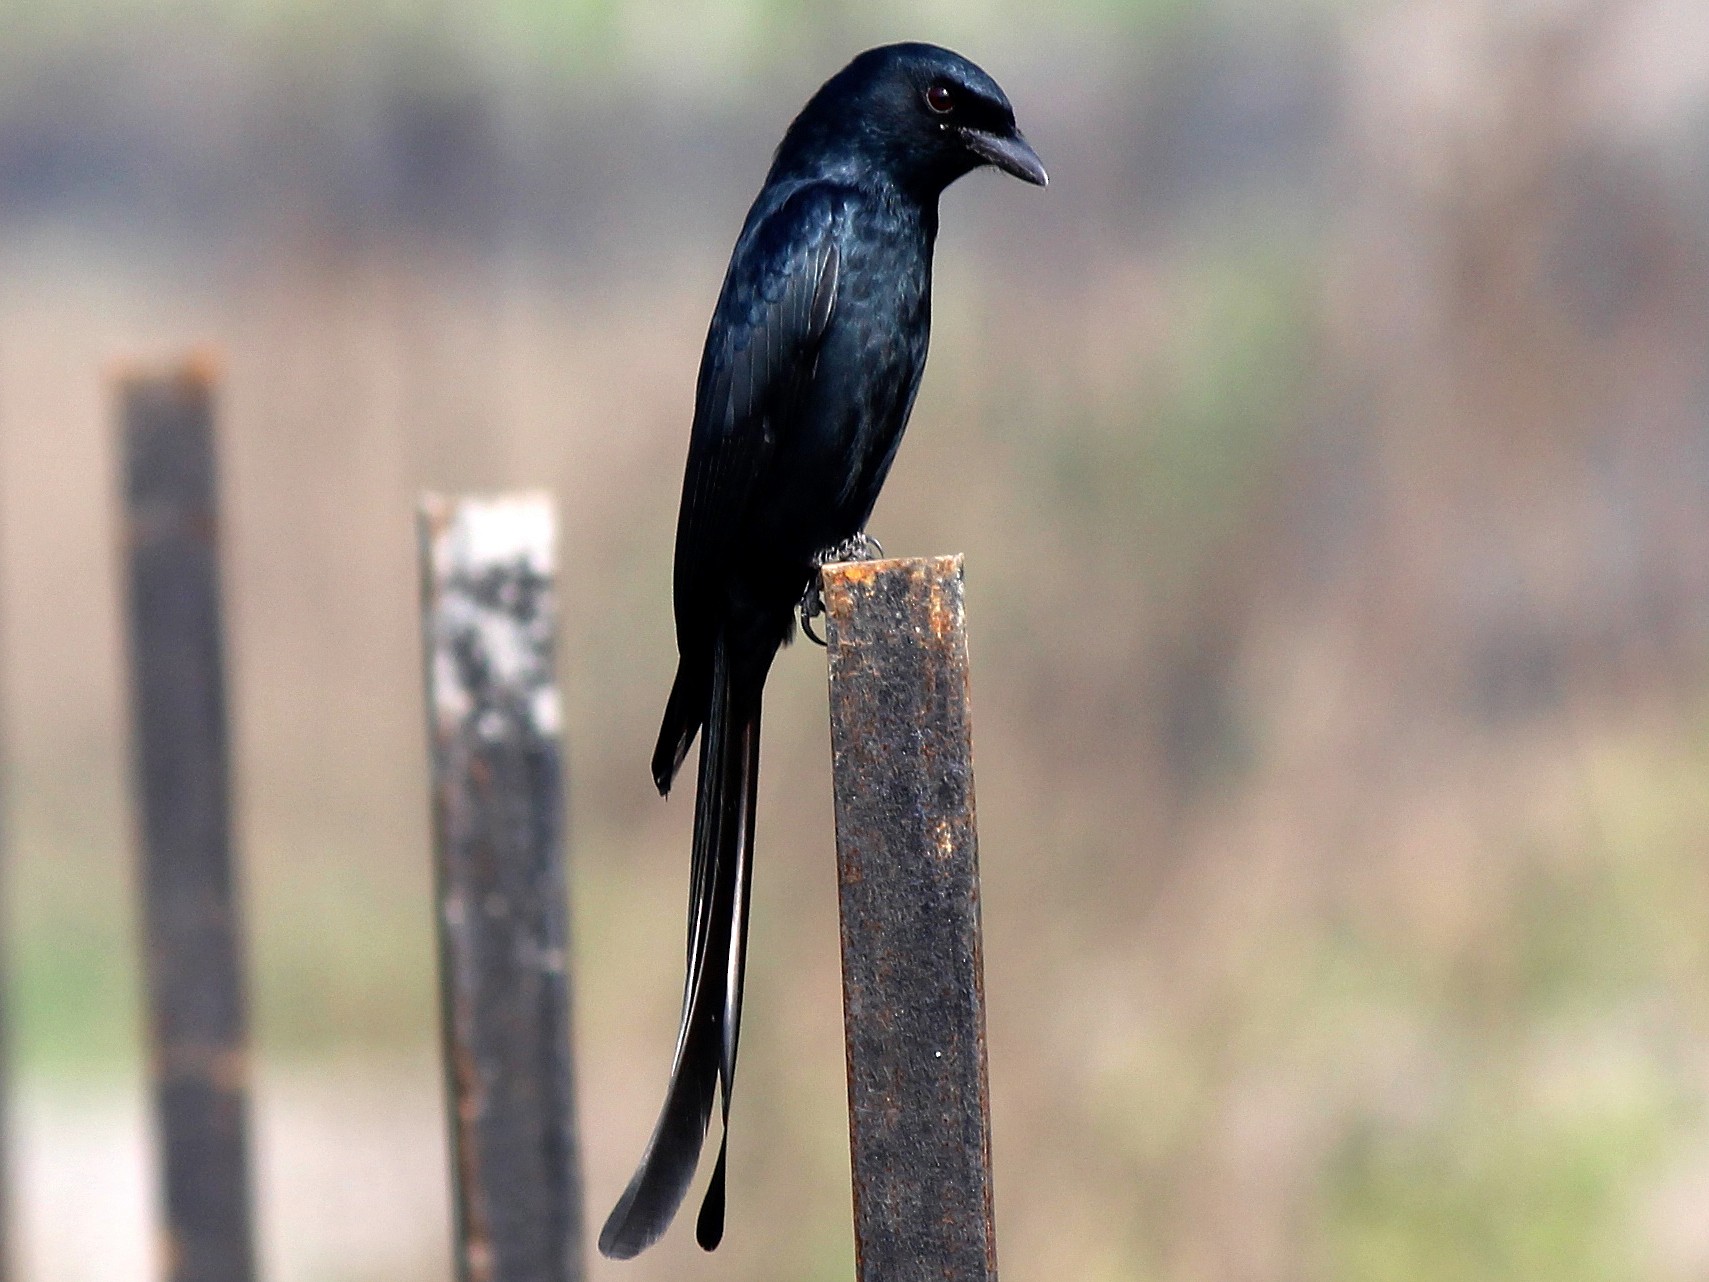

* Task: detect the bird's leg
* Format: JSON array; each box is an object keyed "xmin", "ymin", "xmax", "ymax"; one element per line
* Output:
[{"xmin": 798, "ymin": 532, "xmax": 886, "ymax": 646}]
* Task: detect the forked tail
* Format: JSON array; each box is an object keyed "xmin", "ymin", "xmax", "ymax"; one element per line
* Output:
[{"xmin": 599, "ymin": 637, "xmax": 759, "ymax": 1259}]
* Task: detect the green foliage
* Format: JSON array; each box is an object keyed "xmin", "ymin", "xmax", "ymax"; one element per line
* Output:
[
  {"xmin": 245, "ymin": 837, "xmax": 440, "ymax": 1058},
  {"xmin": 1312, "ymin": 725, "xmax": 1709, "ymax": 1282},
  {"xmin": 7, "ymin": 842, "xmax": 140, "ymax": 1076},
  {"xmin": 1044, "ymin": 239, "xmax": 1315, "ymax": 597},
  {"xmin": 1325, "ymin": 1084, "xmax": 1669, "ymax": 1282}
]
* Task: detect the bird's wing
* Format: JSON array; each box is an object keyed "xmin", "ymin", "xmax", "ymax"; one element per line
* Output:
[{"xmin": 671, "ymin": 182, "xmax": 845, "ymax": 634}]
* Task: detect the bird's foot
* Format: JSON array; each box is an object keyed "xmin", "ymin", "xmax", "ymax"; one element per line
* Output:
[
  {"xmin": 820, "ymin": 532, "xmax": 885, "ymax": 565},
  {"xmin": 799, "ymin": 578, "xmax": 829, "ymax": 647},
  {"xmin": 799, "ymin": 533, "xmax": 886, "ymax": 646}
]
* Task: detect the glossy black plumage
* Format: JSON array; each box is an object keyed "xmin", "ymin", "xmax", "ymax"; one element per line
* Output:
[{"xmin": 599, "ymin": 42, "xmax": 1044, "ymax": 1261}]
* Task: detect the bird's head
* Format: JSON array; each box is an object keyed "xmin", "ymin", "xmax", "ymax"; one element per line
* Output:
[{"xmin": 774, "ymin": 43, "xmax": 1048, "ymax": 196}]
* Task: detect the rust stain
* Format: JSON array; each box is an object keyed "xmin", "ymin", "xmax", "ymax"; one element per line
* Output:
[
  {"xmin": 208, "ymin": 1045, "xmax": 250, "ymax": 1094},
  {"xmin": 179, "ymin": 347, "xmax": 224, "ymax": 390},
  {"xmin": 831, "ymin": 560, "xmax": 880, "ymax": 589},
  {"xmin": 419, "ymin": 493, "xmax": 454, "ymax": 541},
  {"xmin": 927, "ymin": 557, "xmax": 965, "ymax": 645},
  {"xmin": 823, "ymin": 580, "xmax": 850, "ymax": 620},
  {"xmin": 927, "ymin": 579, "xmax": 954, "ymax": 644},
  {"xmin": 154, "ymin": 1041, "xmax": 252, "ymax": 1093},
  {"xmin": 451, "ymin": 1039, "xmax": 486, "ymax": 1124},
  {"xmin": 464, "ymin": 1237, "xmax": 496, "ymax": 1282},
  {"xmin": 157, "ymin": 1228, "xmax": 183, "ymax": 1278},
  {"xmin": 448, "ymin": 1034, "xmax": 496, "ymax": 1282},
  {"xmin": 110, "ymin": 348, "xmax": 224, "ymax": 395}
]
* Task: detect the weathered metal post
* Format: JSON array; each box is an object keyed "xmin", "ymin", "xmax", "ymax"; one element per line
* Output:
[
  {"xmin": 118, "ymin": 362, "xmax": 257, "ymax": 1282},
  {"xmin": 822, "ymin": 554, "xmax": 999, "ymax": 1282},
  {"xmin": 418, "ymin": 493, "xmax": 584, "ymax": 1282}
]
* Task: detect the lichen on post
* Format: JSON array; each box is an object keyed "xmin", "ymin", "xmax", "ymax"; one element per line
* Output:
[{"xmin": 418, "ymin": 492, "xmax": 583, "ymax": 1282}]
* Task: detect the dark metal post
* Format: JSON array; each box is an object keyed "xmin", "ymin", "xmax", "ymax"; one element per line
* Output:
[
  {"xmin": 418, "ymin": 493, "xmax": 584, "ymax": 1282},
  {"xmin": 823, "ymin": 555, "xmax": 999, "ymax": 1282},
  {"xmin": 119, "ymin": 364, "xmax": 257, "ymax": 1282}
]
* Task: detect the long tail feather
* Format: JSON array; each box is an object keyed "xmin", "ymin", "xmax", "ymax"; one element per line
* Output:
[
  {"xmin": 600, "ymin": 638, "xmax": 760, "ymax": 1260},
  {"xmin": 695, "ymin": 707, "xmax": 760, "ymax": 1250}
]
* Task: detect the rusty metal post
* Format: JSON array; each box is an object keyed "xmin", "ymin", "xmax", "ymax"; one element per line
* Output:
[
  {"xmin": 118, "ymin": 363, "xmax": 257, "ymax": 1282},
  {"xmin": 418, "ymin": 493, "xmax": 584, "ymax": 1282},
  {"xmin": 822, "ymin": 555, "xmax": 998, "ymax": 1282}
]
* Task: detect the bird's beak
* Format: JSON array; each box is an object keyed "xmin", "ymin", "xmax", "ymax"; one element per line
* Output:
[{"xmin": 960, "ymin": 126, "xmax": 1048, "ymax": 187}]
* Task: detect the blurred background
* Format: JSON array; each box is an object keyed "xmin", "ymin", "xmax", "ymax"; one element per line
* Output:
[{"xmin": 2, "ymin": 0, "xmax": 1708, "ymax": 1278}]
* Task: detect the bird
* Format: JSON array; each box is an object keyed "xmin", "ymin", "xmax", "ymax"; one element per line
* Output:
[{"xmin": 599, "ymin": 41, "xmax": 1045, "ymax": 1261}]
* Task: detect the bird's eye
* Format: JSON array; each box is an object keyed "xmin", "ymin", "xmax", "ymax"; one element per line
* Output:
[{"xmin": 924, "ymin": 84, "xmax": 955, "ymax": 115}]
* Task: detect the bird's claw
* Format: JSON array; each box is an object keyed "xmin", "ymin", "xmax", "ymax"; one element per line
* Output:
[
  {"xmin": 820, "ymin": 532, "xmax": 885, "ymax": 565},
  {"xmin": 798, "ymin": 532, "xmax": 885, "ymax": 646},
  {"xmin": 799, "ymin": 587, "xmax": 827, "ymax": 646}
]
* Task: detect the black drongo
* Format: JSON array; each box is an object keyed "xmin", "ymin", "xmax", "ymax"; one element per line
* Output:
[{"xmin": 600, "ymin": 41, "xmax": 1045, "ymax": 1260}]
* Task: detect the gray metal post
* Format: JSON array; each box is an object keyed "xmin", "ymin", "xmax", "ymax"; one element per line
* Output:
[
  {"xmin": 822, "ymin": 555, "xmax": 999, "ymax": 1282},
  {"xmin": 418, "ymin": 493, "xmax": 584, "ymax": 1282},
  {"xmin": 119, "ymin": 364, "xmax": 257, "ymax": 1282}
]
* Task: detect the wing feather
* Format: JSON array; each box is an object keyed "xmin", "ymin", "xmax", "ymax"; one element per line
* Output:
[{"xmin": 671, "ymin": 184, "xmax": 847, "ymax": 641}]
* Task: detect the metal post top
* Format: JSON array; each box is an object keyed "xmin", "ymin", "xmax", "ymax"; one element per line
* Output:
[
  {"xmin": 820, "ymin": 555, "xmax": 965, "ymax": 630},
  {"xmin": 820, "ymin": 553, "xmax": 963, "ymax": 583}
]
